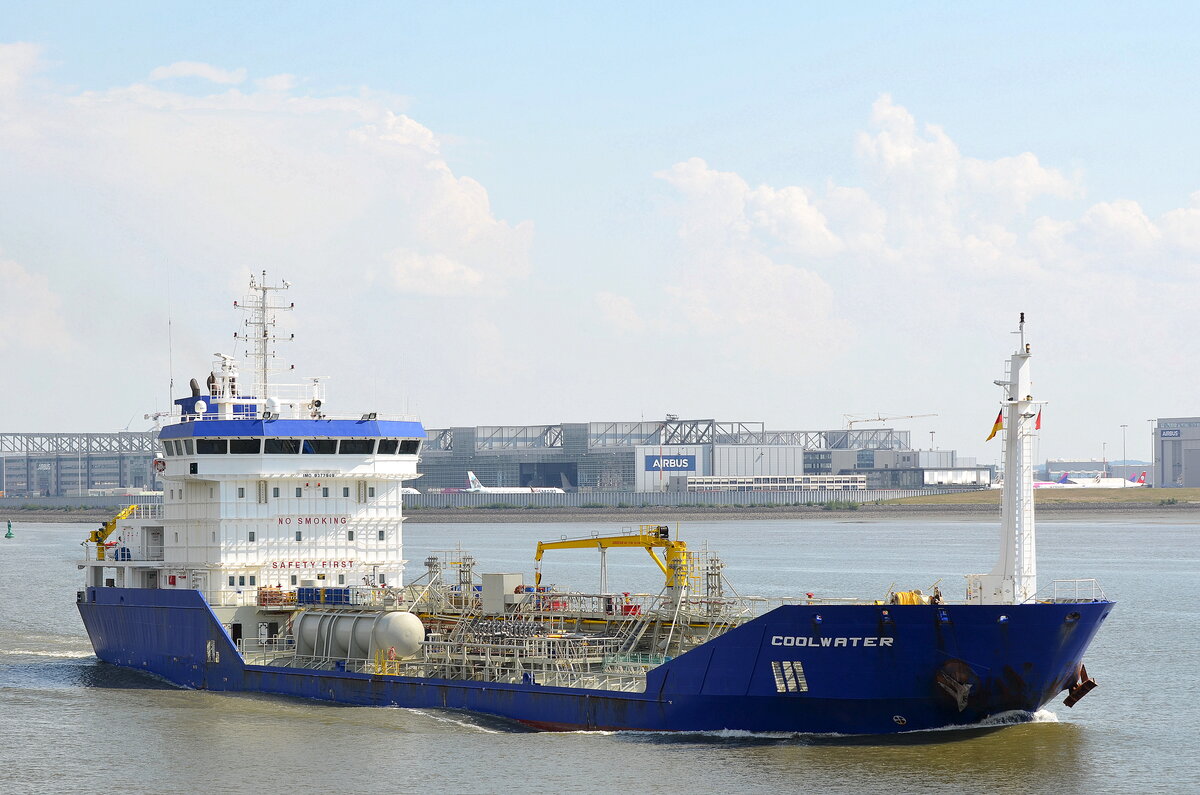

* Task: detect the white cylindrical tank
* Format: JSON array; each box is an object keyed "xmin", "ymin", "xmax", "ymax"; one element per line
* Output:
[
  {"xmin": 291, "ymin": 610, "xmax": 424, "ymax": 660},
  {"xmin": 373, "ymin": 612, "xmax": 425, "ymax": 659}
]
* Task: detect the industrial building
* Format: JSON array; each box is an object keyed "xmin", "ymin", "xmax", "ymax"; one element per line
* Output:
[
  {"xmin": 1153, "ymin": 417, "xmax": 1200, "ymax": 487},
  {"xmin": 0, "ymin": 432, "xmax": 161, "ymax": 497},
  {"xmin": 417, "ymin": 419, "xmax": 989, "ymax": 492}
]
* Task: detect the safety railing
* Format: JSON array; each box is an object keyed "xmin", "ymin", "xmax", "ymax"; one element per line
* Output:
[{"xmin": 1042, "ymin": 578, "xmax": 1109, "ymax": 603}]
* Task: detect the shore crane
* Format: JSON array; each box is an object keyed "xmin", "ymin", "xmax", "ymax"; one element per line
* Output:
[{"xmin": 843, "ymin": 413, "xmax": 938, "ymax": 429}]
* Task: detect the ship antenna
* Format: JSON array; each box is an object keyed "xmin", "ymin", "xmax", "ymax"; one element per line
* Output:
[{"xmin": 235, "ymin": 271, "xmax": 293, "ymax": 402}]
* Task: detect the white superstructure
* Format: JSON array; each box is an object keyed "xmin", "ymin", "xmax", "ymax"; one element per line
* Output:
[{"xmin": 80, "ymin": 273, "xmax": 425, "ymax": 609}]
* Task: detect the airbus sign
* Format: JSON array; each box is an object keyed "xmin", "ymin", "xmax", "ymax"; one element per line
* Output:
[{"xmin": 645, "ymin": 455, "xmax": 697, "ymax": 471}]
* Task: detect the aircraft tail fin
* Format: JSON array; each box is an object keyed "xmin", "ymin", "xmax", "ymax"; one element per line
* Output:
[
  {"xmin": 1137, "ymin": 471, "xmax": 1147, "ymax": 484},
  {"xmin": 467, "ymin": 471, "xmax": 484, "ymax": 490},
  {"xmin": 1057, "ymin": 472, "xmax": 1070, "ymax": 484}
]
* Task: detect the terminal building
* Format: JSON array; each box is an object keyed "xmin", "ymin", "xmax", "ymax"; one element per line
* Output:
[
  {"xmin": 0, "ymin": 432, "xmax": 161, "ymax": 497},
  {"xmin": 417, "ymin": 419, "xmax": 989, "ymax": 493},
  {"xmin": 1153, "ymin": 417, "xmax": 1200, "ymax": 487}
]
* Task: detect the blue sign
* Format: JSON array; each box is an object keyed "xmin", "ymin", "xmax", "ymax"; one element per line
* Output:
[
  {"xmin": 1161, "ymin": 429, "xmax": 1181, "ymax": 438},
  {"xmin": 645, "ymin": 455, "xmax": 697, "ymax": 471}
]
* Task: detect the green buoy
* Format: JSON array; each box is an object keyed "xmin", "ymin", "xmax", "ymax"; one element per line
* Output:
[{"xmin": 4, "ymin": 520, "xmax": 12, "ymax": 539}]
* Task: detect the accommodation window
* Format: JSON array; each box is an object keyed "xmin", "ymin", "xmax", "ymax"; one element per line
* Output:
[
  {"xmin": 377, "ymin": 530, "xmax": 385, "ymax": 541},
  {"xmin": 368, "ymin": 487, "xmax": 376, "ymax": 498},
  {"xmin": 322, "ymin": 487, "xmax": 329, "ymax": 497},
  {"xmin": 377, "ymin": 439, "xmax": 398, "ymax": 455},
  {"xmin": 265, "ymin": 439, "xmax": 301, "ymax": 454},
  {"xmin": 379, "ymin": 574, "xmax": 387, "ymax": 585},
  {"xmin": 295, "ymin": 531, "xmax": 302, "ymax": 542},
  {"xmin": 347, "ymin": 530, "xmax": 355, "ymax": 541},
  {"xmin": 290, "ymin": 575, "xmax": 297, "ymax": 585},
  {"xmin": 237, "ymin": 487, "xmax": 245, "ymax": 498},
  {"xmin": 248, "ymin": 531, "xmax": 256, "ymax": 542},
  {"xmin": 228, "ymin": 576, "xmax": 235, "ymax": 586},
  {"xmin": 295, "ymin": 487, "xmax": 302, "ymax": 497},
  {"xmin": 174, "ymin": 532, "xmax": 179, "ymax": 542},
  {"xmin": 210, "ymin": 487, "xmax": 214, "ymax": 498},
  {"xmin": 338, "ymin": 574, "xmax": 345, "ymax": 585},
  {"xmin": 342, "ymin": 487, "xmax": 350, "ymax": 497},
  {"xmin": 249, "ymin": 576, "xmax": 256, "ymax": 586},
  {"xmin": 238, "ymin": 575, "xmax": 246, "ymax": 586},
  {"xmin": 272, "ymin": 487, "xmax": 280, "ymax": 498}
]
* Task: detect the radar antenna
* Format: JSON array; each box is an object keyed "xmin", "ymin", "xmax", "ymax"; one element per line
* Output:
[{"xmin": 232, "ymin": 271, "xmax": 294, "ymax": 400}]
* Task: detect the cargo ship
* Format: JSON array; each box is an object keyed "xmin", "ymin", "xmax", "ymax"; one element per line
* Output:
[{"xmin": 77, "ymin": 278, "xmax": 1112, "ymax": 733}]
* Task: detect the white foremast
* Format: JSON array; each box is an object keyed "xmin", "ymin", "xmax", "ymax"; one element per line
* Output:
[{"xmin": 969, "ymin": 313, "xmax": 1043, "ymax": 605}]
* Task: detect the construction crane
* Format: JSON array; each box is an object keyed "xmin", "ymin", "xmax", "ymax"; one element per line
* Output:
[
  {"xmin": 87, "ymin": 504, "xmax": 139, "ymax": 561},
  {"xmin": 843, "ymin": 413, "xmax": 938, "ymax": 429},
  {"xmin": 534, "ymin": 525, "xmax": 689, "ymax": 594}
]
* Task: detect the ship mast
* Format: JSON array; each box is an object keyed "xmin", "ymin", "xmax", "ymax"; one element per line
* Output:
[
  {"xmin": 971, "ymin": 313, "xmax": 1044, "ymax": 605},
  {"xmin": 234, "ymin": 271, "xmax": 293, "ymax": 402}
]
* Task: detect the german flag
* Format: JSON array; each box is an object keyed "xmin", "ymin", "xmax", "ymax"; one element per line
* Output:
[{"xmin": 985, "ymin": 411, "xmax": 1004, "ymax": 441}]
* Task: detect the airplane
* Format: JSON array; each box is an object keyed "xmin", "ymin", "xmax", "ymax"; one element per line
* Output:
[
  {"xmin": 1032, "ymin": 472, "xmax": 1073, "ymax": 488},
  {"xmin": 466, "ymin": 471, "xmax": 565, "ymax": 494},
  {"xmin": 1037, "ymin": 471, "xmax": 1147, "ymax": 489}
]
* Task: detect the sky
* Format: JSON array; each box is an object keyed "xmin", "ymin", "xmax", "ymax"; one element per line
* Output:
[{"xmin": 2, "ymin": 2, "xmax": 1198, "ymax": 466}]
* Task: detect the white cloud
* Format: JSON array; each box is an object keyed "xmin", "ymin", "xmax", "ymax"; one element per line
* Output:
[
  {"xmin": 0, "ymin": 255, "xmax": 68, "ymax": 351},
  {"xmin": 595, "ymin": 291, "xmax": 645, "ymax": 333},
  {"xmin": 0, "ymin": 41, "xmax": 40, "ymax": 94},
  {"xmin": 256, "ymin": 73, "xmax": 297, "ymax": 92},
  {"xmin": 0, "ymin": 44, "xmax": 533, "ymax": 430},
  {"xmin": 148, "ymin": 61, "xmax": 247, "ymax": 84}
]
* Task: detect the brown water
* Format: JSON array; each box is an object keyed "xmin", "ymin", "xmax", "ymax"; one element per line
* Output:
[{"xmin": 1, "ymin": 517, "xmax": 1196, "ymax": 794}]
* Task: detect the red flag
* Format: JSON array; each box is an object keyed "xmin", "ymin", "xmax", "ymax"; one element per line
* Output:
[{"xmin": 1035, "ymin": 409, "xmax": 1042, "ymax": 430}]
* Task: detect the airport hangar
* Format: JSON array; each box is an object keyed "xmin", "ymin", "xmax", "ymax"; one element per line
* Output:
[
  {"xmin": 0, "ymin": 432, "xmax": 161, "ymax": 497},
  {"xmin": 416, "ymin": 418, "xmax": 988, "ymax": 492}
]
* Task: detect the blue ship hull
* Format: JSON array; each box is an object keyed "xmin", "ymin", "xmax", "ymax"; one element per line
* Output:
[{"xmin": 77, "ymin": 587, "xmax": 1112, "ymax": 734}]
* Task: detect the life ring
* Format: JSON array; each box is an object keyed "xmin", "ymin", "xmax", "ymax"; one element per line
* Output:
[
  {"xmin": 153, "ymin": 459, "xmax": 166, "ymax": 473},
  {"xmin": 386, "ymin": 646, "xmax": 398, "ymax": 660}
]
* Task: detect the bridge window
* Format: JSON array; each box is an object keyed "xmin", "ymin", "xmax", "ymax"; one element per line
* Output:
[
  {"xmin": 182, "ymin": 440, "xmax": 193, "ymax": 455},
  {"xmin": 377, "ymin": 439, "xmax": 398, "ymax": 455},
  {"xmin": 302, "ymin": 440, "xmax": 337, "ymax": 454},
  {"xmin": 196, "ymin": 439, "xmax": 227, "ymax": 454},
  {"xmin": 399, "ymin": 440, "xmax": 420, "ymax": 454},
  {"xmin": 265, "ymin": 439, "xmax": 300, "ymax": 454},
  {"xmin": 339, "ymin": 439, "xmax": 374, "ymax": 454},
  {"xmin": 230, "ymin": 439, "xmax": 261, "ymax": 454}
]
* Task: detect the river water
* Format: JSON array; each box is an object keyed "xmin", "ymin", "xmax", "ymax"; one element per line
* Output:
[{"xmin": 1, "ymin": 516, "xmax": 1196, "ymax": 794}]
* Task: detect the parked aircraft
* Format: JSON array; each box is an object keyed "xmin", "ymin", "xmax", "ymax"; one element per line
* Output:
[{"xmin": 466, "ymin": 471, "xmax": 565, "ymax": 494}]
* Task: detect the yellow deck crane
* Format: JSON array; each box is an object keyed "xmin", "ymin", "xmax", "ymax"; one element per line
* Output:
[
  {"xmin": 87, "ymin": 504, "xmax": 139, "ymax": 561},
  {"xmin": 534, "ymin": 524, "xmax": 689, "ymax": 595}
]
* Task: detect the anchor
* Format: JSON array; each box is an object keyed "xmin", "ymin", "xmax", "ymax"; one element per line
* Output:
[{"xmin": 1063, "ymin": 663, "xmax": 1098, "ymax": 707}]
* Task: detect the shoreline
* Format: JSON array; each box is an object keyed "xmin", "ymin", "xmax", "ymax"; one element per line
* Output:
[{"xmin": 7, "ymin": 502, "xmax": 1196, "ymax": 524}]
